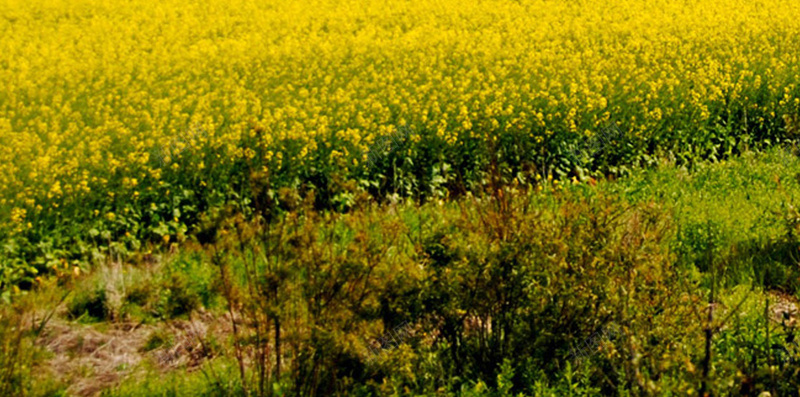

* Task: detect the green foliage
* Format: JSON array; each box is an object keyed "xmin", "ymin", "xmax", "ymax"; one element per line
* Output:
[
  {"xmin": 4, "ymin": 95, "xmax": 800, "ymax": 291},
  {"xmin": 126, "ymin": 185, "xmax": 704, "ymax": 396},
  {"xmin": 0, "ymin": 292, "xmax": 68, "ymax": 397},
  {"xmin": 608, "ymin": 148, "xmax": 800, "ymax": 292},
  {"xmin": 102, "ymin": 359, "xmax": 247, "ymax": 397},
  {"xmin": 67, "ymin": 286, "xmax": 108, "ymax": 322},
  {"xmin": 12, "ymin": 151, "xmax": 800, "ymax": 395}
]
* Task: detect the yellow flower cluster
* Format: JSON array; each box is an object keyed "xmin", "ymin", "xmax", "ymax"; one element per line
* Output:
[{"xmin": 1, "ymin": 0, "xmax": 800, "ymax": 232}]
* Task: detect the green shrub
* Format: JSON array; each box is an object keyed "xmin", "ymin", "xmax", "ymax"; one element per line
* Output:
[{"xmin": 67, "ymin": 287, "xmax": 108, "ymax": 322}]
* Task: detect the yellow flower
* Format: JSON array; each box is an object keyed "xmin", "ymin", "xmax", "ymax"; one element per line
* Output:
[
  {"xmin": 2, "ymin": 0, "xmax": 800, "ymax": 250},
  {"xmin": 10, "ymin": 208, "xmax": 26, "ymax": 223}
]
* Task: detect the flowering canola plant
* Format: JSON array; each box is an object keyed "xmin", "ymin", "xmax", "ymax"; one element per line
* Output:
[{"xmin": 1, "ymin": 0, "xmax": 800, "ymax": 278}]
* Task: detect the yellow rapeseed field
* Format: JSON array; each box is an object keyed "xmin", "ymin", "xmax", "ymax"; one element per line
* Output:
[
  {"xmin": 1, "ymin": 0, "xmax": 800, "ymax": 242},
  {"xmin": 4, "ymin": 3, "xmax": 800, "ymax": 394}
]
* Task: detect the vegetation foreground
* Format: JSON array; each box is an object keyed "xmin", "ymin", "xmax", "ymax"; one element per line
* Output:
[{"xmin": 3, "ymin": 0, "xmax": 800, "ymax": 395}]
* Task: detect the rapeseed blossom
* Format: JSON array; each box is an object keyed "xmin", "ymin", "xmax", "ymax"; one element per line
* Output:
[{"xmin": 1, "ymin": 0, "xmax": 800, "ymax": 239}]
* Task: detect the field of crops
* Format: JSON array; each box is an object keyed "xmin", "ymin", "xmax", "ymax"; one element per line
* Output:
[
  {"xmin": 3, "ymin": 0, "xmax": 800, "ymax": 395},
  {"xmin": 3, "ymin": 0, "xmax": 800, "ymax": 283}
]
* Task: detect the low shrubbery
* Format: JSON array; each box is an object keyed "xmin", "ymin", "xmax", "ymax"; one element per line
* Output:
[{"xmin": 4, "ymin": 152, "xmax": 800, "ymax": 395}]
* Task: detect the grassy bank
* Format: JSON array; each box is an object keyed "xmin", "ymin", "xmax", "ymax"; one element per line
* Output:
[{"xmin": 1, "ymin": 148, "xmax": 798, "ymax": 396}]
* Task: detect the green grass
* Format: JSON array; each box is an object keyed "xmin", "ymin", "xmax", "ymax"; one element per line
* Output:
[
  {"xmin": 5, "ymin": 148, "xmax": 800, "ymax": 396},
  {"xmin": 607, "ymin": 148, "xmax": 800, "ymax": 290}
]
